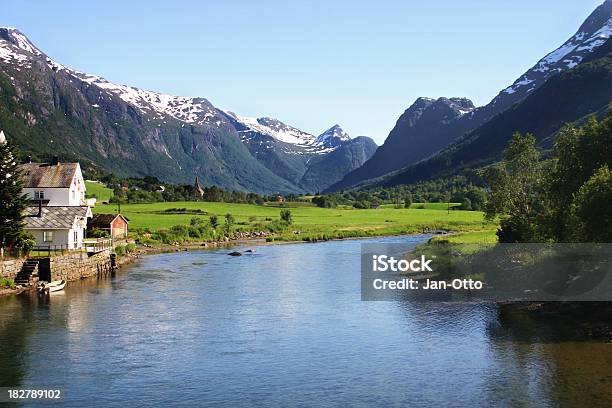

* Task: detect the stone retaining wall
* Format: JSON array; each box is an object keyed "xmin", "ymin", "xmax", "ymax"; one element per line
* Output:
[
  {"xmin": 0, "ymin": 259, "xmax": 25, "ymax": 280},
  {"xmin": 38, "ymin": 251, "xmax": 113, "ymax": 282}
]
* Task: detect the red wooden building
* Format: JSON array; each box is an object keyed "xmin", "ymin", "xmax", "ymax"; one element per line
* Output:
[{"xmin": 88, "ymin": 214, "xmax": 129, "ymax": 239}]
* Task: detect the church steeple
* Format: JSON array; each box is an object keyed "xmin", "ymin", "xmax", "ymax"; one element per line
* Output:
[{"xmin": 194, "ymin": 176, "xmax": 204, "ymax": 199}]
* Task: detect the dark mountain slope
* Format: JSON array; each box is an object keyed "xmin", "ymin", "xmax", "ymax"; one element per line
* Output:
[
  {"xmin": 380, "ymin": 39, "xmax": 612, "ymax": 187},
  {"xmin": 299, "ymin": 136, "xmax": 378, "ymax": 193},
  {"xmin": 329, "ymin": 0, "xmax": 612, "ymax": 191}
]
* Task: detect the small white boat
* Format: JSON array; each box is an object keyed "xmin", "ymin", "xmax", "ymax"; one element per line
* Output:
[{"xmin": 38, "ymin": 280, "xmax": 67, "ymax": 293}]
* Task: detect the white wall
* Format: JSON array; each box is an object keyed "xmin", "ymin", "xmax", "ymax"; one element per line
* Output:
[
  {"xmin": 27, "ymin": 216, "xmax": 88, "ymax": 250},
  {"xmin": 29, "ymin": 229, "xmax": 70, "ymax": 248},
  {"xmin": 23, "ymin": 163, "xmax": 87, "ymax": 206},
  {"xmin": 24, "ymin": 188, "xmax": 72, "ymax": 206}
]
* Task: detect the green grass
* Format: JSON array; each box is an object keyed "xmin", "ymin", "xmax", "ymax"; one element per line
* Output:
[
  {"xmin": 432, "ymin": 230, "xmax": 499, "ymax": 244},
  {"xmin": 85, "ymin": 180, "xmax": 113, "ymax": 202},
  {"xmin": 94, "ymin": 200, "xmax": 496, "ymax": 242},
  {"xmin": 0, "ymin": 277, "xmax": 15, "ymax": 289}
]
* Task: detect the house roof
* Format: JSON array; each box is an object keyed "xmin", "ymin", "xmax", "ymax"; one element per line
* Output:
[
  {"xmin": 19, "ymin": 162, "xmax": 79, "ymax": 188},
  {"xmin": 24, "ymin": 206, "xmax": 91, "ymax": 229},
  {"xmin": 89, "ymin": 213, "xmax": 129, "ymax": 228}
]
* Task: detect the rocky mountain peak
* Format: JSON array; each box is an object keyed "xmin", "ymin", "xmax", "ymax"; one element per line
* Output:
[
  {"xmin": 0, "ymin": 27, "xmax": 43, "ymax": 56},
  {"xmin": 488, "ymin": 0, "xmax": 612, "ymax": 111},
  {"xmin": 314, "ymin": 125, "xmax": 351, "ymax": 148}
]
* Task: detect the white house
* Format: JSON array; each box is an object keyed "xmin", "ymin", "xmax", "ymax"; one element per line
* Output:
[
  {"xmin": 24, "ymin": 205, "xmax": 92, "ymax": 250},
  {"xmin": 20, "ymin": 159, "xmax": 87, "ymax": 206},
  {"xmin": 19, "ymin": 159, "xmax": 92, "ymax": 250}
]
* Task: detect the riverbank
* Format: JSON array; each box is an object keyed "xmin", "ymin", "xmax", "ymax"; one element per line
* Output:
[{"xmin": 0, "ymin": 228, "xmax": 489, "ymax": 298}]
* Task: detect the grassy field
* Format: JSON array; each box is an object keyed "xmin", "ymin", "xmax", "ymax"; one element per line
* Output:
[
  {"xmin": 94, "ymin": 200, "xmax": 496, "ymax": 241},
  {"xmin": 85, "ymin": 181, "xmax": 113, "ymax": 202}
]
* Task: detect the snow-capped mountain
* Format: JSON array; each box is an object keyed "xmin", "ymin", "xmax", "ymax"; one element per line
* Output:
[
  {"xmin": 225, "ymin": 112, "xmax": 354, "ymax": 154},
  {"xmin": 224, "ymin": 112, "xmax": 316, "ymax": 147},
  {"xmin": 314, "ymin": 125, "xmax": 351, "ymax": 149},
  {"xmin": 0, "ymin": 27, "xmax": 228, "ymax": 127},
  {"xmin": 330, "ymin": 0, "xmax": 612, "ymax": 191},
  {"xmin": 0, "ymin": 26, "xmax": 376, "ymax": 193},
  {"xmin": 489, "ymin": 0, "xmax": 612, "ymax": 112}
]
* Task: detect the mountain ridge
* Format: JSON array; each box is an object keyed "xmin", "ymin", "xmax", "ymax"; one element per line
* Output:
[
  {"xmin": 0, "ymin": 27, "xmax": 376, "ymax": 194},
  {"xmin": 328, "ymin": 0, "xmax": 612, "ymax": 191}
]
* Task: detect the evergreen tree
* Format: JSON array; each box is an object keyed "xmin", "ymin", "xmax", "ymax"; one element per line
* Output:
[{"xmin": 0, "ymin": 132, "xmax": 29, "ymax": 257}]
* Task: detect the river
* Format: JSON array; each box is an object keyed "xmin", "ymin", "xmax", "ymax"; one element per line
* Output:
[{"xmin": 1, "ymin": 236, "xmax": 611, "ymax": 407}]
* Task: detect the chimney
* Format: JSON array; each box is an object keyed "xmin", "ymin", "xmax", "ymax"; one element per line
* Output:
[
  {"xmin": 37, "ymin": 200, "xmax": 42, "ymax": 218},
  {"xmin": 51, "ymin": 156, "xmax": 59, "ymax": 165}
]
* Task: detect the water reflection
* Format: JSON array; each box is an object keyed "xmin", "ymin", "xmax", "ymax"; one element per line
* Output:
[{"xmin": 0, "ymin": 237, "xmax": 609, "ymax": 407}]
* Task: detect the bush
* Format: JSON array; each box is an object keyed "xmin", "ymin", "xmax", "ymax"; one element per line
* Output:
[
  {"xmin": 280, "ymin": 209, "xmax": 293, "ymax": 224},
  {"xmin": 209, "ymin": 215, "xmax": 219, "ymax": 229},
  {"xmin": 459, "ymin": 197, "xmax": 472, "ymax": 211},
  {"xmin": 0, "ymin": 277, "xmax": 16, "ymax": 289},
  {"xmin": 404, "ymin": 194, "xmax": 413, "ymax": 209},
  {"xmin": 15, "ymin": 231, "xmax": 35, "ymax": 254},
  {"xmin": 125, "ymin": 243, "xmax": 137, "ymax": 253},
  {"xmin": 114, "ymin": 245, "xmax": 126, "ymax": 257},
  {"xmin": 88, "ymin": 228, "xmax": 109, "ymax": 238}
]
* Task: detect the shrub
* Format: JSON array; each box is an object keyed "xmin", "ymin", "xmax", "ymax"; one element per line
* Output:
[
  {"xmin": 459, "ymin": 197, "xmax": 472, "ymax": 211},
  {"xmin": 88, "ymin": 228, "xmax": 109, "ymax": 238},
  {"xmin": 125, "ymin": 243, "xmax": 137, "ymax": 253},
  {"xmin": 0, "ymin": 277, "xmax": 16, "ymax": 289},
  {"xmin": 209, "ymin": 215, "xmax": 219, "ymax": 229},
  {"xmin": 280, "ymin": 209, "xmax": 293, "ymax": 224},
  {"xmin": 114, "ymin": 245, "xmax": 126, "ymax": 257}
]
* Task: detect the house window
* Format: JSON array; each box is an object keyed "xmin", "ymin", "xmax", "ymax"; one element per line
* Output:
[
  {"xmin": 73, "ymin": 230, "xmax": 78, "ymax": 248},
  {"xmin": 34, "ymin": 190, "xmax": 45, "ymax": 200},
  {"xmin": 43, "ymin": 231, "xmax": 54, "ymax": 242}
]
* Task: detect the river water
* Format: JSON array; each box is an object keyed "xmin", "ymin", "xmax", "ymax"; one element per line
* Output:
[{"xmin": 1, "ymin": 236, "xmax": 611, "ymax": 407}]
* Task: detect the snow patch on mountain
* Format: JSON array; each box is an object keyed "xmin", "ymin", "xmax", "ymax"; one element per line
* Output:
[
  {"xmin": 314, "ymin": 125, "xmax": 351, "ymax": 148},
  {"xmin": 501, "ymin": 4, "xmax": 611, "ymax": 97},
  {"xmin": 0, "ymin": 27, "xmax": 224, "ymax": 126},
  {"xmin": 74, "ymin": 73, "xmax": 219, "ymax": 124},
  {"xmin": 225, "ymin": 112, "xmax": 317, "ymax": 145}
]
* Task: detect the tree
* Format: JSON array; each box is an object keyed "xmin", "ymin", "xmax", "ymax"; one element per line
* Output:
[
  {"xmin": 404, "ymin": 193, "xmax": 413, "ymax": 209},
  {"xmin": 464, "ymin": 188, "xmax": 486, "ymax": 211},
  {"xmin": 0, "ymin": 134, "xmax": 29, "ymax": 257},
  {"xmin": 459, "ymin": 197, "xmax": 472, "ymax": 211},
  {"xmin": 209, "ymin": 215, "xmax": 219, "ymax": 229},
  {"xmin": 223, "ymin": 213, "xmax": 235, "ymax": 234},
  {"xmin": 569, "ymin": 165, "xmax": 612, "ymax": 242},
  {"xmin": 548, "ymin": 118, "xmax": 612, "ymax": 241},
  {"xmin": 280, "ymin": 209, "xmax": 292, "ymax": 224},
  {"xmin": 481, "ymin": 133, "xmax": 550, "ymax": 242}
]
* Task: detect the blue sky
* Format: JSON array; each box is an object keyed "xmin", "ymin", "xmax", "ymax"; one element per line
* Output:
[{"xmin": 3, "ymin": 0, "xmax": 605, "ymax": 143}]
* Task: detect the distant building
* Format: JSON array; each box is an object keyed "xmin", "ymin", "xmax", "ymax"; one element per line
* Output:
[
  {"xmin": 88, "ymin": 214, "xmax": 129, "ymax": 240},
  {"xmin": 194, "ymin": 176, "xmax": 204, "ymax": 199},
  {"xmin": 20, "ymin": 158, "xmax": 86, "ymax": 206},
  {"xmin": 276, "ymin": 195, "xmax": 286, "ymax": 203}
]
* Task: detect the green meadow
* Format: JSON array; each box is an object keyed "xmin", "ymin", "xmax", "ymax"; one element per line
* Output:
[
  {"xmin": 86, "ymin": 181, "xmax": 497, "ymax": 242},
  {"xmin": 85, "ymin": 181, "xmax": 114, "ymax": 202},
  {"xmin": 94, "ymin": 200, "xmax": 496, "ymax": 242}
]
